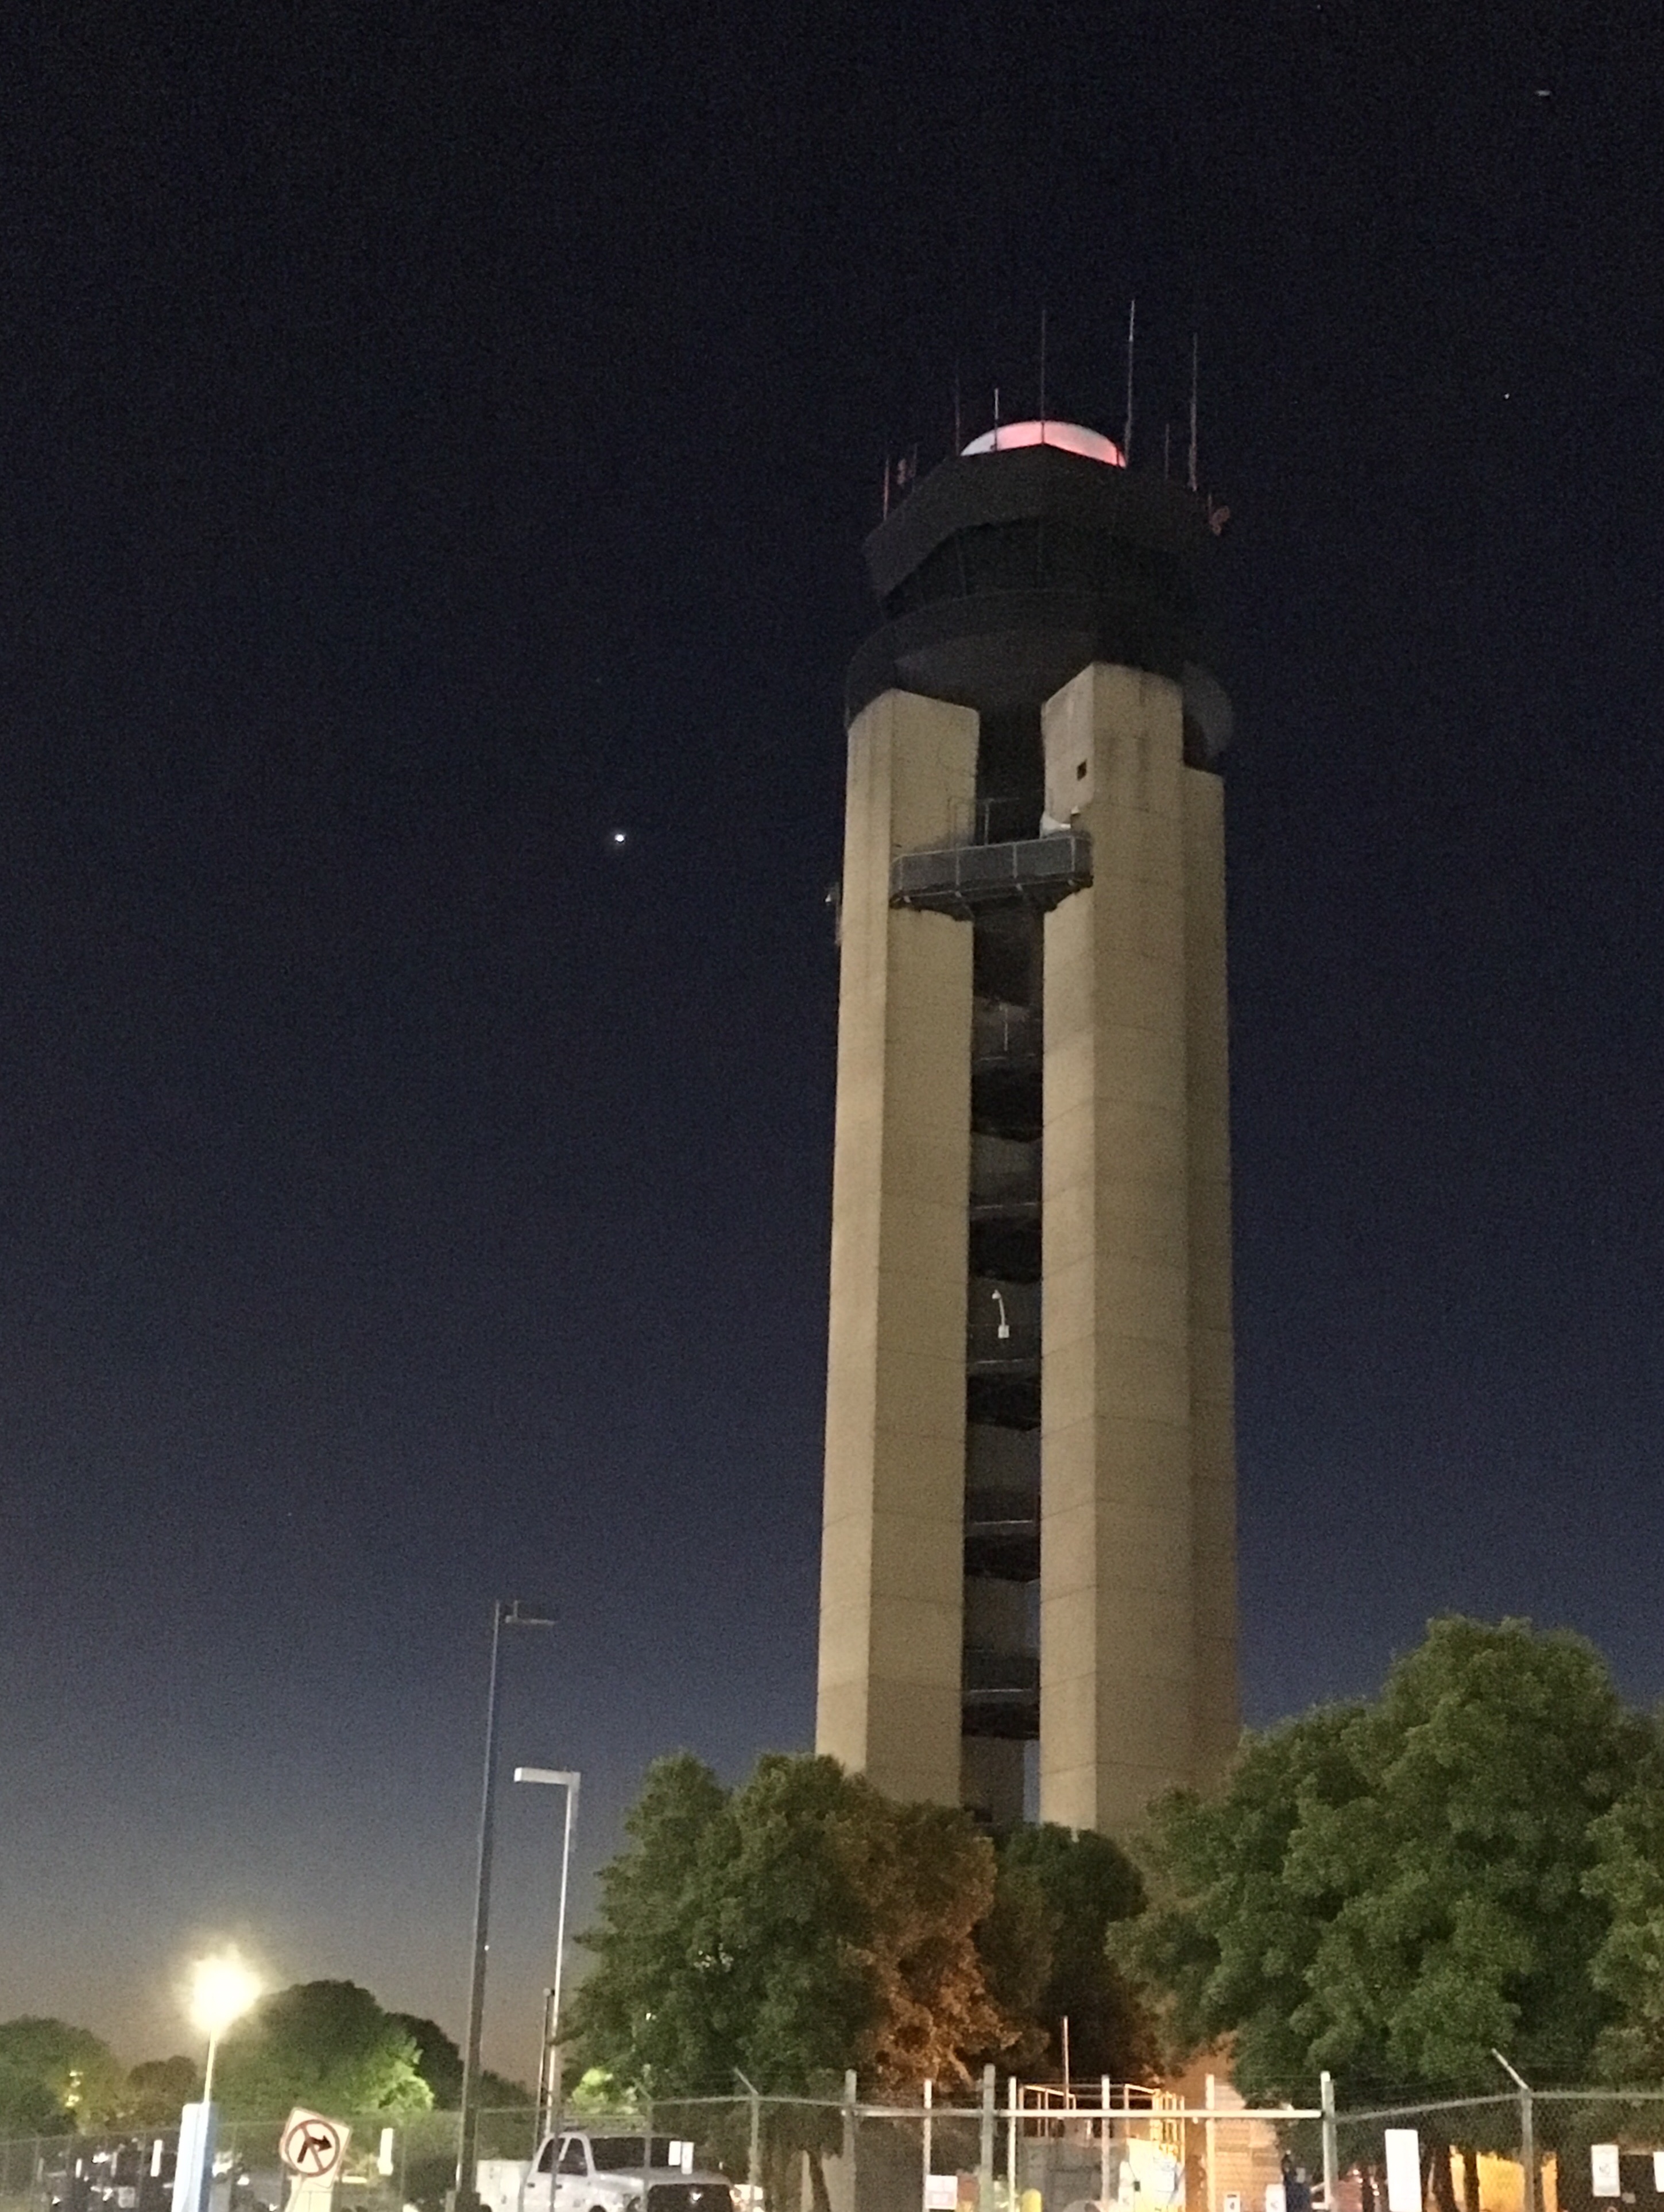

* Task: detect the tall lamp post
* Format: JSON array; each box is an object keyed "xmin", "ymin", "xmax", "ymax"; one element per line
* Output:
[
  {"xmin": 171, "ymin": 1953, "xmax": 261, "ymax": 2212},
  {"xmin": 455, "ymin": 1599, "xmax": 555, "ymax": 2212},
  {"xmin": 513, "ymin": 1766, "xmax": 581, "ymax": 2134},
  {"xmin": 192, "ymin": 1953, "xmax": 262, "ymax": 2104}
]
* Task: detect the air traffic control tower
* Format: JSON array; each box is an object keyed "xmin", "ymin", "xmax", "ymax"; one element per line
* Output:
[{"xmin": 814, "ymin": 417, "xmax": 1238, "ymax": 1835}]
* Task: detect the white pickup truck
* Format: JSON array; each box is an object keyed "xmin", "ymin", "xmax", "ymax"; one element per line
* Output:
[{"xmin": 520, "ymin": 2134, "xmax": 738, "ymax": 2212}]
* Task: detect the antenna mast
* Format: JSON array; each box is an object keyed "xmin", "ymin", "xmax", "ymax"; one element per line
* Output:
[
  {"xmin": 1187, "ymin": 332, "xmax": 1199, "ymax": 491},
  {"xmin": 1122, "ymin": 300, "xmax": 1136, "ymax": 465}
]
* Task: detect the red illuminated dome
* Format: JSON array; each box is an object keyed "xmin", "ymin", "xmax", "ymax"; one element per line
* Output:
[{"xmin": 961, "ymin": 419, "xmax": 1125, "ymax": 466}]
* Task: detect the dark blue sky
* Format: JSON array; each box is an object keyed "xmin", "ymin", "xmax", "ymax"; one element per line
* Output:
[{"xmin": 2, "ymin": 0, "xmax": 1661, "ymax": 2074}]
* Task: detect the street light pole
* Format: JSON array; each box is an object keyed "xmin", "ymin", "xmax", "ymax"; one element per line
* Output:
[
  {"xmin": 513, "ymin": 1766, "xmax": 581, "ymax": 2134},
  {"xmin": 455, "ymin": 1599, "xmax": 555, "ymax": 2212},
  {"xmin": 174, "ymin": 1954, "xmax": 261, "ymax": 2212}
]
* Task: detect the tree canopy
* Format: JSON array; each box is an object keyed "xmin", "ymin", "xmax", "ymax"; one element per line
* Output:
[
  {"xmin": 216, "ymin": 1982, "xmax": 435, "ymax": 2117},
  {"xmin": 988, "ymin": 1823, "xmax": 1155, "ymax": 2084},
  {"xmin": 1117, "ymin": 1616, "xmax": 1650, "ymax": 2102},
  {"xmin": 386, "ymin": 2017, "xmax": 462, "ymax": 2108},
  {"xmin": 0, "ymin": 1996, "xmax": 510, "ymax": 2133},
  {"xmin": 568, "ymin": 1751, "xmax": 1020, "ymax": 2098},
  {"xmin": 1582, "ymin": 1726, "xmax": 1664, "ymax": 2082},
  {"xmin": 0, "ymin": 2020, "xmax": 126, "ymax": 2132},
  {"xmin": 125, "ymin": 2058, "xmax": 203, "ymax": 2124}
]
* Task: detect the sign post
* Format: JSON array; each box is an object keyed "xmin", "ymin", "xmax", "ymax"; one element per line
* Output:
[{"xmin": 282, "ymin": 2109, "xmax": 350, "ymax": 2212}]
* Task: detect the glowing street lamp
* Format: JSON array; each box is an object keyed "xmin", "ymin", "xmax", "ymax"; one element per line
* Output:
[
  {"xmin": 169, "ymin": 1951, "xmax": 262, "ymax": 2212},
  {"xmin": 188, "ymin": 1951, "xmax": 262, "ymax": 2102}
]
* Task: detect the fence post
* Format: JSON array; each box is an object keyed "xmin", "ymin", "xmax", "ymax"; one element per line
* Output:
[
  {"xmin": 1100, "ymin": 2079, "xmax": 1111, "ymax": 2211},
  {"xmin": 923, "ymin": 2081, "xmax": 933, "ymax": 2212},
  {"xmin": 1005, "ymin": 2078, "xmax": 1017, "ymax": 2212},
  {"xmin": 843, "ymin": 2070, "xmax": 858, "ymax": 2212},
  {"xmin": 980, "ymin": 2067, "xmax": 995, "ymax": 2212},
  {"xmin": 1492, "ymin": 2051, "xmax": 1536, "ymax": 2212},
  {"xmin": 736, "ymin": 2072, "xmax": 763, "ymax": 2212},
  {"xmin": 1320, "ymin": 2071, "xmax": 1337, "ymax": 2212}
]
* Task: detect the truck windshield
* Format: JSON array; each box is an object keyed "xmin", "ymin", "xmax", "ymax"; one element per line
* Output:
[{"xmin": 588, "ymin": 2143, "xmax": 677, "ymax": 2173}]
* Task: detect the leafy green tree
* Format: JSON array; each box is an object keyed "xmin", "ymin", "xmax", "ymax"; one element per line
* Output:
[
  {"xmin": 377, "ymin": 2017, "xmax": 524, "ymax": 2109},
  {"xmin": 387, "ymin": 2017, "xmax": 462, "ymax": 2107},
  {"xmin": 216, "ymin": 1983, "xmax": 435, "ymax": 2117},
  {"xmin": 569, "ymin": 1752, "xmax": 1019, "ymax": 2098},
  {"xmin": 124, "ymin": 2057, "xmax": 203, "ymax": 2124},
  {"xmin": 985, "ymin": 1824, "xmax": 1156, "ymax": 2083},
  {"xmin": 1117, "ymin": 1617, "xmax": 1644, "ymax": 2103},
  {"xmin": 0, "ymin": 2020, "xmax": 126, "ymax": 2130},
  {"xmin": 567, "ymin": 2067, "xmax": 634, "ymax": 2116},
  {"xmin": 570, "ymin": 1754, "xmax": 730, "ymax": 2094},
  {"xmin": 478, "ymin": 2070, "xmax": 533, "ymax": 2109},
  {"xmin": 1584, "ymin": 1722, "xmax": 1664, "ymax": 2080},
  {"xmin": 0, "ymin": 2058, "xmax": 71, "ymax": 2134}
]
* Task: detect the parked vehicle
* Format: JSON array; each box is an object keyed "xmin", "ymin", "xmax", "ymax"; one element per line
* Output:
[{"xmin": 521, "ymin": 2134, "xmax": 739, "ymax": 2212}]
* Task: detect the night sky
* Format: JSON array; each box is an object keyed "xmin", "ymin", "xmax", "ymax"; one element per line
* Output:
[{"xmin": 3, "ymin": 0, "xmax": 1662, "ymax": 2078}]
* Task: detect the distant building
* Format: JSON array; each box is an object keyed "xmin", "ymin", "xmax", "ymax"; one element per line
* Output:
[{"xmin": 815, "ymin": 419, "xmax": 1239, "ymax": 1831}]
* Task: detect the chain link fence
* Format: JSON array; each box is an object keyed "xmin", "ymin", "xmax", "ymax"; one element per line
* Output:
[
  {"xmin": 0, "ymin": 2111, "xmax": 540, "ymax": 2212},
  {"xmin": 1322, "ymin": 2089, "xmax": 1664, "ymax": 2212},
  {"xmin": 9, "ymin": 2083, "xmax": 1664, "ymax": 2212},
  {"xmin": 505, "ymin": 2085, "xmax": 1305, "ymax": 2212}
]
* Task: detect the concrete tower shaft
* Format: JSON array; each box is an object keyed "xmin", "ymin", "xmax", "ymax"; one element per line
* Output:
[
  {"xmin": 815, "ymin": 424, "xmax": 1238, "ymax": 1835},
  {"xmin": 818, "ymin": 689, "xmax": 977, "ymax": 1804},
  {"xmin": 1038, "ymin": 661, "xmax": 1236, "ymax": 1830}
]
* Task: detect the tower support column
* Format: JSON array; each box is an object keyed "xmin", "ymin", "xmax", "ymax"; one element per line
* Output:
[
  {"xmin": 815, "ymin": 688, "xmax": 978, "ymax": 1805},
  {"xmin": 1039, "ymin": 662, "xmax": 1197, "ymax": 1832},
  {"xmin": 1184, "ymin": 766, "xmax": 1240, "ymax": 1782}
]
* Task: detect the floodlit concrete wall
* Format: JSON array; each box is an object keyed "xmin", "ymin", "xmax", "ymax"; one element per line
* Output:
[
  {"xmin": 1183, "ymin": 765, "xmax": 1240, "ymax": 1784},
  {"xmin": 815, "ymin": 688, "xmax": 977, "ymax": 1805},
  {"xmin": 1038, "ymin": 661, "xmax": 1217, "ymax": 1831}
]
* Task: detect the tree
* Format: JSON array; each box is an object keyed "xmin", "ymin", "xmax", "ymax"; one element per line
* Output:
[
  {"xmin": 568, "ymin": 1751, "xmax": 1020, "ymax": 2098},
  {"xmin": 0, "ymin": 2058, "xmax": 72, "ymax": 2135},
  {"xmin": 478, "ymin": 2070, "xmax": 533, "ymax": 2109},
  {"xmin": 1117, "ymin": 1617, "xmax": 1646, "ymax": 2104},
  {"xmin": 0, "ymin": 2020, "xmax": 126, "ymax": 2132},
  {"xmin": 985, "ymin": 1824, "xmax": 1158, "ymax": 2083},
  {"xmin": 386, "ymin": 2017, "xmax": 462, "ymax": 2107},
  {"xmin": 216, "ymin": 1983, "xmax": 435, "ymax": 2117},
  {"xmin": 125, "ymin": 2058, "xmax": 203, "ymax": 2124},
  {"xmin": 1584, "ymin": 1722, "xmax": 1664, "ymax": 2081},
  {"xmin": 569, "ymin": 1754, "xmax": 731, "ymax": 2095}
]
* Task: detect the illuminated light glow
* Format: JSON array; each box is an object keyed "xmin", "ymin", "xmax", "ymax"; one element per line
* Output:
[
  {"xmin": 961, "ymin": 419, "xmax": 1125, "ymax": 466},
  {"xmin": 188, "ymin": 1950, "xmax": 263, "ymax": 2039}
]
